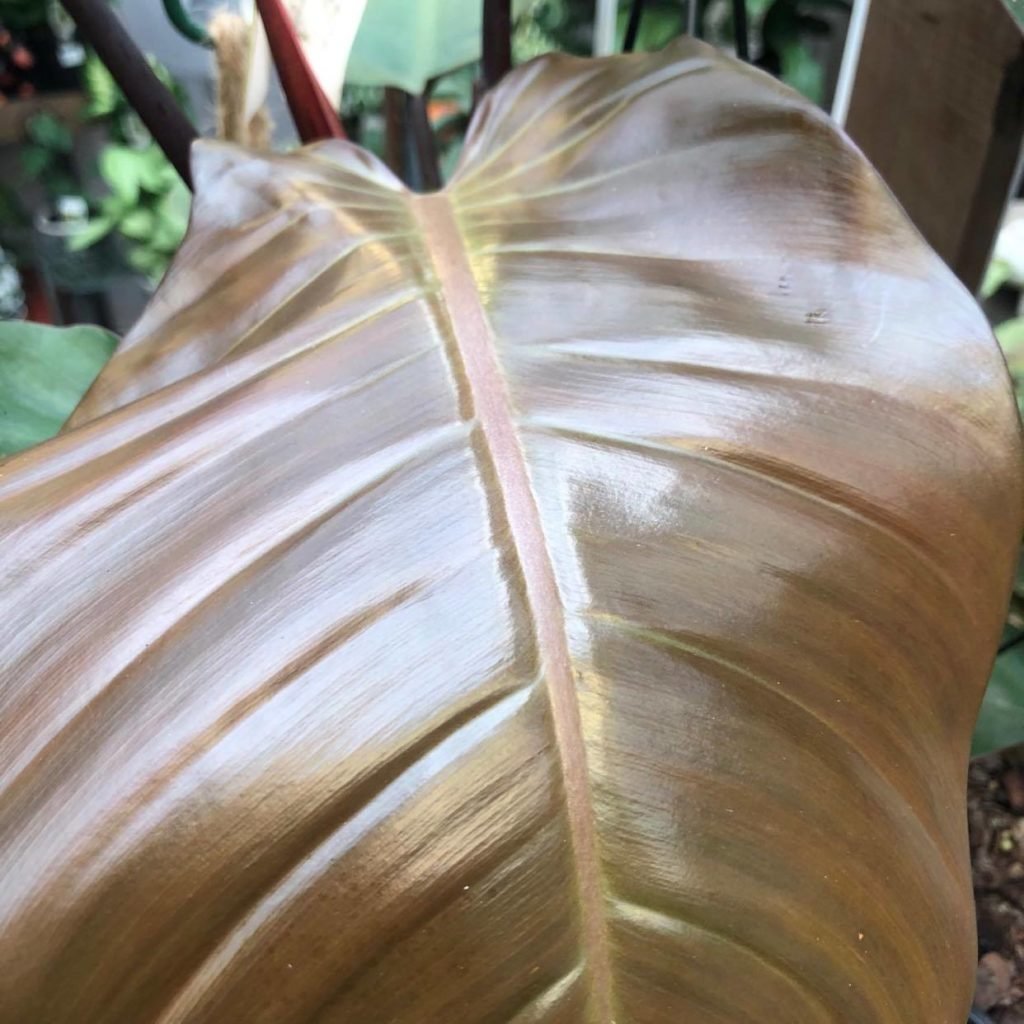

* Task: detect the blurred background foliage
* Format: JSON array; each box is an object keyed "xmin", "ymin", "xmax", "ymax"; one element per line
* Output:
[{"xmin": 341, "ymin": 0, "xmax": 851, "ymax": 187}]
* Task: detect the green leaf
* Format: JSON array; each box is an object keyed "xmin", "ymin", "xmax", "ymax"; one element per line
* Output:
[
  {"xmin": 347, "ymin": 0, "xmax": 532, "ymax": 94},
  {"xmin": 151, "ymin": 220, "xmax": 186, "ymax": 253},
  {"xmin": 431, "ymin": 64, "xmax": 476, "ymax": 108},
  {"xmin": 0, "ymin": 321, "xmax": 117, "ymax": 456},
  {"xmin": 118, "ymin": 208, "xmax": 157, "ymax": 240},
  {"xmin": 156, "ymin": 180, "xmax": 191, "ymax": 226},
  {"xmin": 126, "ymin": 245, "xmax": 169, "ymax": 282},
  {"xmin": 99, "ymin": 194, "xmax": 128, "ymax": 217},
  {"xmin": 440, "ymin": 137, "xmax": 465, "ymax": 183},
  {"xmin": 117, "ymin": 110, "xmax": 153, "ymax": 148},
  {"xmin": 83, "ymin": 51, "xmax": 120, "ymax": 117},
  {"xmin": 1001, "ymin": 0, "xmax": 1024, "ymax": 31},
  {"xmin": 617, "ymin": 4, "xmax": 684, "ymax": 51},
  {"xmin": 137, "ymin": 146, "xmax": 177, "ymax": 193},
  {"xmin": 972, "ymin": 548, "xmax": 1024, "ymax": 757},
  {"xmin": 65, "ymin": 216, "xmax": 115, "ymax": 252},
  {"xmin": 780, "ymin": 41, "xmax": 824, "ymax": 104},
  {"xmin": 149, "ymin": 183, "xmax": 190, "ymax": 253},
  {"xmin": 982, "ymin": 257, "xmax": 1013, "ymax": 299},
  {"xmin": 996, "ymin": 317, "xmax": 1024, "ymax": 375},
  {"xmin": 973, "ymin": 638, "xmax": 1024, "ymax": 756},
  {"xmin": 20, "ymin": 145, "xmax": 54, "ymax": 180},
  {"xmin": 25, "ymin": 112, "xmax": 73, "ymax": 154},
  {"xmin": 99, "ymin": 146, "xmax": 144, "ymax": 205}
]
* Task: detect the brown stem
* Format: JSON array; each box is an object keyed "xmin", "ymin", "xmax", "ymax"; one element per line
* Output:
[
  {"xmin": 383, "ymin": 87, "xmax": 406, "ymax": 181},
  {"xmin": 623, "ymin": 0, "xmax": 646, "ymax": 51},
  {"xmin": 482, "ymin": 0, "xmax": 512, "ymax": 90},
  {"xmin": 59, "ymin": 0, "xmax": 198, "ymax": 189},
  {"xmin": 408, "ymin": 93, "xmax": 441, "ymax": 192},
  {"xmin": 732, "ymin": 0, "xmax": 749, "ymax": 60}
]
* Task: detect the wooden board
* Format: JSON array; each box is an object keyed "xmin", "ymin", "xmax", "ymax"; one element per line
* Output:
[{"xmin": 845, "ymin": 0, "xmax": 1024, "ymax": 292}]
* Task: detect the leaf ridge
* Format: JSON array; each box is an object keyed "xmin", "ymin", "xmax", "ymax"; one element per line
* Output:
[
  {"xmin": 0, "ymin": 423, "xmax": 463, "ymax": 799},
  {"xmin": 455, "ymin": 54, "xmax": 712, "ymax": 195},
  {"xmin": 411, "ymin": 191, "xmax": 616, "ymax": 1022},
  {"xmin": 152, "ymin": 683, "xmax": 535, "ymax": 1024}
]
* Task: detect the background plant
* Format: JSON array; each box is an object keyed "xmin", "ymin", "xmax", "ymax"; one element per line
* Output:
[
  {"xmin": 0, "ymin": 318, "xmax": 115, "ymax": 455},
  {"xmin": 20, "ymin": 109, "xmax": 81, "ymax": 210},
  {"xmin": 68, "ymin": 51, "xmax": 190, "ymax": 283}
]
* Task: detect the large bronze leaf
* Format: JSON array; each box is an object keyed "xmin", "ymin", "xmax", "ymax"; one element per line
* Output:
[{"xmin": 1, "ymin": 39, "xmax": 1020, "ymax": 1023}]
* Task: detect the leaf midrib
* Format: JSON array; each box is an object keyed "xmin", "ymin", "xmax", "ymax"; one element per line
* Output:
[{"xmin": 411, "ymin": 191, "xmax": 614, "ymax": 1021}]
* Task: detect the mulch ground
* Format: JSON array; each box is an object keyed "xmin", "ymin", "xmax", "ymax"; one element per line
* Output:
[{"xmin": 971, "ymin": 753, "xmax": 1024, "ymax": 1020}]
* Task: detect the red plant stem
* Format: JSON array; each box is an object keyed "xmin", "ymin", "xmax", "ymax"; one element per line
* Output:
[
  {"xmin": 254, "ymin": 0, "xmax": 345, "ymax": 142},
  {"xmin": 59, "ymin": 0, "xmax": 198, "ymax": 189}
]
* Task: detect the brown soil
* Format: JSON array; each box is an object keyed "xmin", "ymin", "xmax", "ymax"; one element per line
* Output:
[{"xmin": 971, "ymin": 754, "xmax": 1024, "ymax": 1020}]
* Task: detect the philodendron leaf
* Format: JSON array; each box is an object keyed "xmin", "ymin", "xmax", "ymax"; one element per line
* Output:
[
  {"xmin": 0, "ymin": 320, "xmax": 117, "ymax": 456},
  {"xmin": 0, "ymin": 40, "xmax": 1020, "ymax": 1024}
]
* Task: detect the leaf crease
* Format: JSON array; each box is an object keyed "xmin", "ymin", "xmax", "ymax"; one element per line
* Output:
[
  {"xmin": 592, "ymin": 611, "xmax": 964, "ymax": 889},
  {"xmin": 527, "ymin": 418, "xmax": 969, "ymax": 626},
  {"xmin": 611, "ymin": 897, "xmax": 840, "ymax": 1023}
]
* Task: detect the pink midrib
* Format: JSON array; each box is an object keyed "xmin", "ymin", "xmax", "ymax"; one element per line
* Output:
[{"xmin": 411, "ymin": 192, "xmax": 614, "ymax": 1021}]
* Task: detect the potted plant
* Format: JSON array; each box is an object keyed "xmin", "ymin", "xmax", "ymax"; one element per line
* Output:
[
  {"xmin": 68, "ymin": 52, "xmax": 190, "ymax": 286},
  {"xmin": 21, "ymin": 108, "xmax": 113, "ymax": 288}
]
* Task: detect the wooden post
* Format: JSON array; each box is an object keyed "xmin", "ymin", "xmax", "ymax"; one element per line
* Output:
[{"xmin": 844, "ymin": 0, "xmax": 1024, "ymax": 293}]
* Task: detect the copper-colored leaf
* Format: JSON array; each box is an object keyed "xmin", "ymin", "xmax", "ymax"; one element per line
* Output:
[{"xmin": 1, "ymin": 40, "xmax": 1020, "ymax": 1023}]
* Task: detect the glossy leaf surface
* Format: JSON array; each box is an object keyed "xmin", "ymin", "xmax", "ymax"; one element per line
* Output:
[{"xmin": 1, "ymin": 40, "xmax": 1021, "ymax": 1023}]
